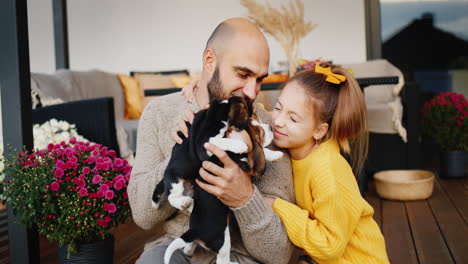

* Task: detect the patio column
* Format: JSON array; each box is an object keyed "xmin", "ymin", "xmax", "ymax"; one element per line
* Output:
[
  {"xmin": 0, "ymin": 0, "xmax": 40, "ymax": 263},
  {"xmin": 53, "ymin": 0, "xmax": 70, "ymax": 69},
  {"xmin": 365, "ymin": 0, "xmax": 382, "ymax": 60}
]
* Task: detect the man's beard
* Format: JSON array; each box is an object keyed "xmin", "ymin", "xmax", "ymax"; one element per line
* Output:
[{"xmin": 207, "ymin": 66, "xmax": 225, "ymax": 101}]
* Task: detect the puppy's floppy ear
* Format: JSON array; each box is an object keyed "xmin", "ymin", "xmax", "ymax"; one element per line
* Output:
[
  {"xmin": 250, "ymin": 142, "xmax": 266, "ymax": 177},
  {"xmin": 246, "ymin": 124, "xmax": 266, "ymax": 177}
]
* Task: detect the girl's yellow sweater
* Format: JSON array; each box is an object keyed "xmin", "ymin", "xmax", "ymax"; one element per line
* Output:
[{"xmin": 273, "ymin": 139, "xmax": 389, "ymax": 264}]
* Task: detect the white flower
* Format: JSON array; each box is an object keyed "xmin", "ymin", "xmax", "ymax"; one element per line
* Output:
[
  {"xmin": 32, "ymin": 119, "xmax": 89, "ymax": 150},
  {"xmin": 59, "ymin": 120, "xmax": 70, "ymax": 131}
]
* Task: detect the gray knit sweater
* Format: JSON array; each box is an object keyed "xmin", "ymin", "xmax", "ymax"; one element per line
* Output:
[{"xmin": 128, "ymin": 93, "xmax": 295, "ymax": 263}]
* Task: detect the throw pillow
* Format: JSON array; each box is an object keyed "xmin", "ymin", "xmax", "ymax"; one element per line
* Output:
[{"xmin": 117, "ymin": 74, "xmax": 144, "ymax": 120}]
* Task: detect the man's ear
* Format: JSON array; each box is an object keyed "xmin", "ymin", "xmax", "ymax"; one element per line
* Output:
[
  {"xmin": 203, "ymin": 48, "xmax": 217, "ymax": 74},
  {"xmin": 314, "ymin": 123, "xmax": 329, "ymax": 142}
]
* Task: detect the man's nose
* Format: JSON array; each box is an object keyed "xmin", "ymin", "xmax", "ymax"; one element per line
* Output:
[{"xmin": 242, "ymin": 79, "xmax": 258, "ymax": 100}]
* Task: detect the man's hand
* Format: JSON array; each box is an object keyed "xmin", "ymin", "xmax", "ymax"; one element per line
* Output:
[
  {"xmin": 171, "ymin": 105, "xmax": 210, "ymax": 144},
  {"xmin": 172, "ymin": 109, "xmax": 195, "ymax": 144},
  {"xmin": 196, "ymin": 143, "xmax": 254, "ymax": 208}
]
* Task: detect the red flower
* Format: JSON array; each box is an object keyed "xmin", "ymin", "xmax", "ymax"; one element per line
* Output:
[
  {"xmin": 114, "ymin": 158, "xmax": 124, "ymax": 167},
  {"xmin": 78, "ymin": 188, "xmax": 88, "ymax": 197},
  {"xmin": 106, "ymin": 203, "xmax": 117, "ymax": 213},
  {"xmin": 105, "ymin": 190, "xmax": 114, "ymax": 200},
  {"xmin": 50, "ymin": 181, "xmax": 60, "ymax": 191},
  {"xmin": 72, "ymin": 177, "xmax": 80, "ymax": 185},
  {"xmin": 47, "ymin": 143, "xmax": 54, "ymax": 151},
  {"xmin": 54, "ymin": 168, "xmax": 64, "ymax": 178},
  {"xmin": 77, "ymin": 179, "xmax": 86, "ymax": 189},
  {"xmin": 92, "ymin": 175, "xmax": 103, "ymax": 184},
  {"xmin": 123, "ymin": 166, "xmax": 131, "ymax": 174},
  {"xmin": 113, "ymin": 180, "xmax": 125, "ymax": 190},
  {"xmin": 97, "ymin": 219, "xmax": 108, "ymax": 228},
  {"xmin": 82, "ymin": 167, "xmax": 91, "ymax": 174},
  {"xmin": 99, "ymin": 184, "xmax": 109, "ymax": 192}
]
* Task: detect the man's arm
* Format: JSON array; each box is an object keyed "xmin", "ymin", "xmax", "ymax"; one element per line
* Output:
[
  {"xmin": 127, "ymin": 102, "xmax": 177, "ymax": 230},
  {"xmin": 231, "ymin": 154, "xmax": 295, "ymax": 264}
]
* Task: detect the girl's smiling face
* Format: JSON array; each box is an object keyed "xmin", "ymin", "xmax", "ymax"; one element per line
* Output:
[{"xmin": 271, "ymin": 81, "xmax": 328, "ymax": 160}]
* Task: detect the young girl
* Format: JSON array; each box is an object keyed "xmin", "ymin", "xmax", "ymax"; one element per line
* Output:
[{"xmin": 270, "ymin": 63, "xmax": 389, "ymax": 264}]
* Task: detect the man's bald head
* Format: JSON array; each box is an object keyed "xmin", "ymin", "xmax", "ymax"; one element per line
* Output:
[
  {"xmin": 197, "ymin": 17, "xmax": 270, "ymax": 106},
  {"xmin": 205, "ymin": 17, "xmax": 268, "ymax": 59}
]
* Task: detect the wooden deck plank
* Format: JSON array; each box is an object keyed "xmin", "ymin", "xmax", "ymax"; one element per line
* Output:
[
  {"xmin": 406, "ymin": 200, "xmax": 454, "ymax": 264},
  {"xmin": 462, "ymin": 177, "xmax": 468, "ymax": 191},
  {"xmin": 439, "ymin": 178, "xmax": 468, "ymax": 224},
  {"xmin": 381, "ymin": 200, "xmax": 418, "ymax": 264},
  {"xmin": 428, "ymin": 181, "xmax": 468, "ymax": 264},
  {"xmin": 112, "ymin": 217, "xmax": 164, "ymax": 263}
]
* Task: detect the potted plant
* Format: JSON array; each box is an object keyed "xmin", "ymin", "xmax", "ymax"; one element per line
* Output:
[
  {"xmin": 3, "ymin": 137, "xmax": 131, "ymax": 263},
  {"xmin": 420, "ymin": 92, "xmax": 468, "ymax": 178}
]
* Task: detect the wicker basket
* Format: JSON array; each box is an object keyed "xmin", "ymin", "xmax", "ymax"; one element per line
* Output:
[{"xmin": 374, "ymin": 170, "xmax": 435, "ymax": 201}]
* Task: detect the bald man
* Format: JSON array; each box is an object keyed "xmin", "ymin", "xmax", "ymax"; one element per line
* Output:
[{"xmin": 128, "ymin": 18, "xmax": 295, "ymax": 264}]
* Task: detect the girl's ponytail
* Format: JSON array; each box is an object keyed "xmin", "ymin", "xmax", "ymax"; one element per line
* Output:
[{"xmin": 331, "ymin": 66, "xmax": 368, "ymax": 175}]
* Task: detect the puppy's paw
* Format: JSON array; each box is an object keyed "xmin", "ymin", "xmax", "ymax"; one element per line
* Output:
[
  {"xmin": 151, "ymin": 201, "xmax": 160, "ymax": 209},
  {"xmin": 169, "ymin": 195, "xmax": 193, "ymax": 211},
  {"xmin": 183, "ymin": 242, "xmax": 196, "ymax": 256},
  {"xmin": 186, "ymin": 202, "xmax": 194, "ymax": 213},
  {"xmin": 181, "ymin": 197, "xmax": 193, "ymax": 211}
]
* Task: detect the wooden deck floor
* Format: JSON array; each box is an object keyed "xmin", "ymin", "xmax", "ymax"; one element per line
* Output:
[
  {"xmin": 1, "ymin": 176, "xmax": 467, "ymax": 264},
  {"xmin": 364, "ymin": 176, "xmax": 468, "ymax": 264}
]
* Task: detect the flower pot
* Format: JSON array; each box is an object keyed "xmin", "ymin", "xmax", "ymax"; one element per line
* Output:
[
  {"xmin": 58, "ymin": 234, "xmax": 114, "ymax": 264},
  {"xmin": 440, "ymin": 150, "xmax": 467, "ymax": 179}
]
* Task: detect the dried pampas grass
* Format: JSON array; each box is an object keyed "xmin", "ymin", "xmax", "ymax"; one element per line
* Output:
[{"xmin": 240, "ymin": 0, "xmax": 316, "ymax": 76}]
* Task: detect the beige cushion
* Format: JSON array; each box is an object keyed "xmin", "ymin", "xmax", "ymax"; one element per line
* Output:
[
  {"xmin": 134, "ymin": 73, "xmax": 188, "ymax": 90},
  {"xmin": 342, "ymin": 59, "xmax": 407, "ymax": 142}
]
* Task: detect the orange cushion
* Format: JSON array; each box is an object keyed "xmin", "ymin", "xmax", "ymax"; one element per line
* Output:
[
  {"xmin": 117, "ymin": 74, "xmax": 144, "ymax": 120},
  {"xmin": 262, "ymin": 73, "xmax": 289, "ymax": 83}
]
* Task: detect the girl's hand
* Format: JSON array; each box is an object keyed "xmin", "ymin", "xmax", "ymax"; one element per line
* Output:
[{"xmin": 180, "ymin": 77, "xmax": 200, "ymax": 103}]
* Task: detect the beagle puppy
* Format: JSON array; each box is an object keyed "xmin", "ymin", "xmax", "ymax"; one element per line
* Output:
[{"xmin": 151, "ymin": 96, "xmax": 282, "ymax": 264}]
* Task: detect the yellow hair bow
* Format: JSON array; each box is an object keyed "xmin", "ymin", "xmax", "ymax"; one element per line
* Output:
[{"xmin": 315, "ymin": 64, "xmax": 346, "ymax": 84}]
